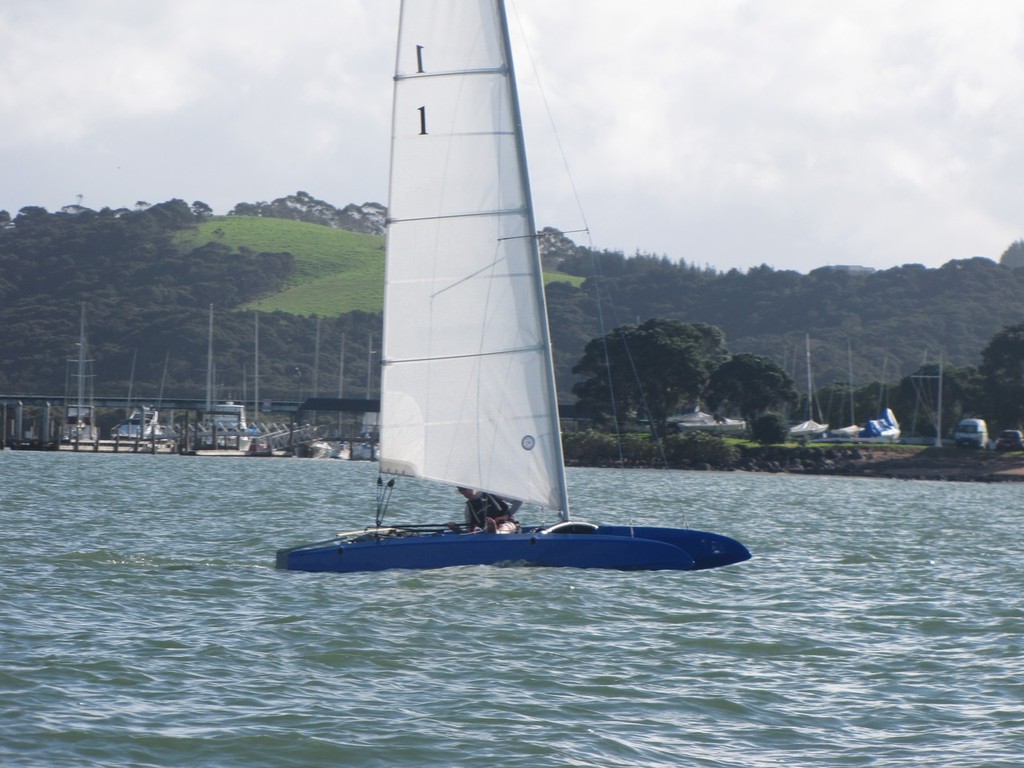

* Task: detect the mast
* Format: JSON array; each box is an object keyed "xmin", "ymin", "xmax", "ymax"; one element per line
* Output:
[
  {"xmin": 313, "ymin": 316, "xmax": 321, "ymax": 398},
  {"xmin": 76, "ymin": 302, "xmax": 87, "ymax": 422},
  {"xmin": 847, "ymin": 339, "xmax": 855, "ymax": 426},
  {"xmin": 337, "ymin": 331, "xmax": 346, "ymax": 437},
  {"xmin": 205, "ymin": 304, "xmax": 214, "ymax": 414},
  {"xmin": 337, "ymin": 332, "xmax": 346, "ymax": 398},
  {"xmin": 366, "ymin": 333, "xmax": 374, "ymax": 397},
  {"xmin": 66, "ymin": 302, "xmax": 96, "ymax": 442},
  {"xmin": 126, "ymin": 348, "xmax": 136, "ymax": 413},
  {"xmin": 804, "ymin": 334, "xmax": 812, "ymax": 422},
  {"xmin": 158, "ymin": 350, "xmax": 169, "ymax": 408},
  {"xmin": 253, "ymin": 311, "xmax": 260, "ymax": 425},
  {"xmin": 495, "ymin": 0, "xmax": 570, "ymax": 520}
]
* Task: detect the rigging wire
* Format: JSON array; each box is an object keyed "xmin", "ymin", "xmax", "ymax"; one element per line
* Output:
[
  {"xmin": 590, "ymin": 259, "xmax": 626, "ymax": 468},
  {"xmin": 375, "ymin": 476, "xmax": 395, "ymax": 528},
  {"xmin": 508, "ymin": 1, "xmax": 591, "ymax": 241},
  {"xmin": 510, "ymin": 2, "xmax": 672, "ymax": 472}
]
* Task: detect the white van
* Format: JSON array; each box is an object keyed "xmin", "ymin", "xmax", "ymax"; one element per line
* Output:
[{"xmin": 954, "ymin": 418, "xmax": 988, "ymax": 448}]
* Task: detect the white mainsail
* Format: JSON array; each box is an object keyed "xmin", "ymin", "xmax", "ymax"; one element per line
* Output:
[{"xmin": 379, "ymin": 0, "xmax": 568, "ymax": 516}]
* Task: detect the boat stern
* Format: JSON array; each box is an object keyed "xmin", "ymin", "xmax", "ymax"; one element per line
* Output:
[{"xmin": 275, "ymin": 540, "xmax": 343, "ymax": 572}]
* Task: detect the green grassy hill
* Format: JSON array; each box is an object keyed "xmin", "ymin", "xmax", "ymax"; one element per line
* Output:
[
  {"xmin": 178, "ymin": 216, "xmax": 386, "ymax": 315},
  {"xmin": 178, "ymin": 216, "xmax": 583, "ymax": 317}
]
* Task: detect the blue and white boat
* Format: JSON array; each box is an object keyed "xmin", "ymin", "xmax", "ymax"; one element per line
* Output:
[
  {"xmin": 276, "ymin": 0, "xmax": 750, "ymax": 573},
  {"xmin": 822, "ymin": 408, "xmax": 901, "ymax": 443},
  {"xmin": 857, "ymin": 407, "xmax": 901, "ymax": 443}
]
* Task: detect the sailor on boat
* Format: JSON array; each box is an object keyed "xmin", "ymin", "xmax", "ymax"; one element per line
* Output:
[{"xmin": 455, "ymin": 487, "xmax": 521, "ymax": 533}]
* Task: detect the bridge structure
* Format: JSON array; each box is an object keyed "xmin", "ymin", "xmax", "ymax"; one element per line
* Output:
[
  {"xmin": 0, "ymin": 395, "xmax": 575, "ymax": 417},
  {"xmin": 0, "ymin": 394, "xmax": 381, "ymax": 414}
]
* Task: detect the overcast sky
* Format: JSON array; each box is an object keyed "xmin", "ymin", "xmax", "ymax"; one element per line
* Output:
[{"xmin": 3, "ymin": 1, "xmax": 1024, "ymax": 273}]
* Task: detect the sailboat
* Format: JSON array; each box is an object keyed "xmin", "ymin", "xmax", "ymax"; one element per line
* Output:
[
  {"xmin": 63, "ymin": 303, "xmax": 98, "ymax": 444},
  {"xmin": 276, "ymin": 0, "xmax": 750, "ymax": 573},
  {"xmin": 789, "ymin": 334, "xmax": 828, "ymax": 439},
  {"xmin": 111, "ymin": 406, "xmax": 172, "ymax": 441},
  {"xmin": 192, "ymin": 306, "xmax": 261, "ymax": 452}
]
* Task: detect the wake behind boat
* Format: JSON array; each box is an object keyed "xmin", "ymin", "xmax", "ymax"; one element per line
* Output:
[{"xmin": 276, "ymin": 0, "xmax": 749, "ymax": 574}]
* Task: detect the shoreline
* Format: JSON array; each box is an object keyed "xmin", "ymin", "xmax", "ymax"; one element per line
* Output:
[
  {"xmin": 809, "ymin": 446, "xmax": 1024, "ymax": 482},
  {"xmin": 11, "ymin": 440, "xmax": 1024, "ymax": 482},
  {"xmin": 568, "ymin": 444, "xmax": 1024, "ymax": 483}
]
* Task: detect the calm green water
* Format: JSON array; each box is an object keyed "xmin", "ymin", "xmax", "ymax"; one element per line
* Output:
[{"xmin": 1, "ymin": 451, "xmax": 1021, "ymax": 767}]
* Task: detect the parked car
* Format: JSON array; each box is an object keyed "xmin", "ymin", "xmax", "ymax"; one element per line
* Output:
[
  {"xmin": 995, "ymin": 429, "xmax": 1024, "ymax": 450},
  {"xmin": 954, "ymin": 418, "xmax": 988, "ymax": 448}
]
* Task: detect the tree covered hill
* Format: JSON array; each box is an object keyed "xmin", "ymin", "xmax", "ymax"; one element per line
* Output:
[
  {"xmin": 0, "ymin": 200, "xmax": 382, "ymax": 401},
  {"xmin": 2, "ymin": 196, "xmax": 1023, "ymax": 406},
  {"xmin": 542, "ymin": 232, "xmax": 1024, "ymax": 399},
  {"xmin": 575, "ymin": 254, "xmax": 1024, "ymax": 389}
]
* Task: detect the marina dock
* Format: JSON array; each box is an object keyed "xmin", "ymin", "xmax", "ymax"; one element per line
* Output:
[{"xmin": 1, "ymin": 395, "xmax": 383, "ymax": 457}]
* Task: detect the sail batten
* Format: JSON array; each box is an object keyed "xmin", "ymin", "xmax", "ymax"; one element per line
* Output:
[
  {"xmin": 387, "ymin": 204, "xmax": 527, "ymax": 226},
  {"xmin": 396, "ymin": 65, "xmax": 508, "ymax": 81},
  {"xmin": 380, "ymin": 0, "xmax": 568, "ymax": 516},
  {"xmin": 384, "ymin": 342, "xmax": 547, "ymax": 367}
]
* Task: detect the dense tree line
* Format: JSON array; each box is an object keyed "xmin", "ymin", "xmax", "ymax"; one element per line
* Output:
[{"xmin": 4, "ymin": 200, "xmax": 1024, "ymax": 437}]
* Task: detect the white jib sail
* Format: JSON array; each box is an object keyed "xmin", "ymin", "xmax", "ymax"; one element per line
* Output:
[{"xmin": 379, "ymin": 0, "xmax": 568, "ymax": 517}]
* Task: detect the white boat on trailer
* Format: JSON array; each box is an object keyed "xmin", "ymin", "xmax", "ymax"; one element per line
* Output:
[
  {"xmin": 673, "ymin": 409, "xmax": 747, "ymax": 436},
  {"xmin": 789, "ymin": 419, "xmax": 829, "ymax": 440},
  {"xmin": 276, "ymin": 0, "xmax": 750, "ymax": 574}
]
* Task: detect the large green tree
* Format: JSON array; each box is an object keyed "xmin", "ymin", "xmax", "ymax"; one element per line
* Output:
[
  {"xmin": 980, "ymin": 323, "xmax": 1024, "ymax": 430},
  {"xmin": 572, "ymin": 319, "xmax": 728, "ymax": 433},
  {"xmin": 705, "ymin": 353, "xmax": 799, "ymax": 425}
]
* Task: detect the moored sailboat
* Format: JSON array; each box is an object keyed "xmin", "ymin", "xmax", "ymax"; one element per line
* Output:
[
  {"xmin": 276, "ymin": 0, "xmax": 749, "ymax": 573},
  {"xmin": 790, "ymin": 334, "xmax": 828, "ymax": 439},
  {"xmin": 62, "ymin": 303, "xmax": 98, "ymax": 444},
  {"xmin": 111, "ymin": 406, "xmax": 172, "ymax": 441}
]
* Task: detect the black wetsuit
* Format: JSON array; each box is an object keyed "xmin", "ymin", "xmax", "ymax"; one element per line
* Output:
[{"xmin": 464, "ymin": 493, "xmax": 510, "ymax": 529}]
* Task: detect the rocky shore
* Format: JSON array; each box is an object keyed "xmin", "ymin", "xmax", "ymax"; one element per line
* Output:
[
  {"xmin": 728, "ymin": 445, "xmax": 1024, "ymax": 482},
  {"xmin": 562, "ymin": 431, "xmax": 1024, "ymax": 482}
]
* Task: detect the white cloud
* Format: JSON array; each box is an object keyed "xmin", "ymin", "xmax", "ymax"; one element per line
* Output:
[{"xmin": 2, "ymin": 0, "xmax": 1024, "ymax": 272}]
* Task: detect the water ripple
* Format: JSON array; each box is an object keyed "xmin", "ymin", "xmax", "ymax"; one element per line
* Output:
[{"xmin": 1, "ymin": 453, "xmax": 1022, "ymax": 766}]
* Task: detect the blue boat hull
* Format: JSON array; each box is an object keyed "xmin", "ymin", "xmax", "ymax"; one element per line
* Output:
[{"xmin": 275, "ymin": 525, "xmax": 750, "ymax": 573}]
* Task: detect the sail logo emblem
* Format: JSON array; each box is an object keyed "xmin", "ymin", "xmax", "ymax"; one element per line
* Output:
[{"xmin": 521, "ymin": 435, "xmax": 536, "ymax": 451}]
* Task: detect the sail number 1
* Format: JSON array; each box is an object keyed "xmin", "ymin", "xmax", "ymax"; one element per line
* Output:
[{"xmin": 416, "ymin": 46, "xmax": 428, "ymax": 135}]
